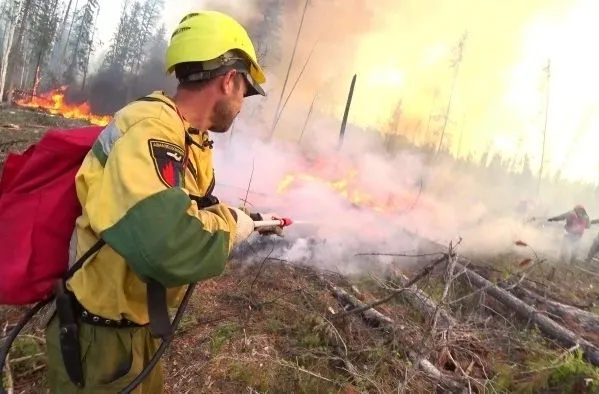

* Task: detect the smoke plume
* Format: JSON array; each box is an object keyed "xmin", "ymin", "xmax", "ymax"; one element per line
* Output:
[
  {"xmin": 210, "ymin": 108, "xmax": 599, "ymax": 276},
  {"xmin": 72, "ymin": 0, "xmax": 599, "ymax": 273}
]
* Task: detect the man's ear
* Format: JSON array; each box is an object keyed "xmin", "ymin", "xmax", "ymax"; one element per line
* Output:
[{"xmin": 220, "ymin": 70, "xmax": 238, "ymax": 95}]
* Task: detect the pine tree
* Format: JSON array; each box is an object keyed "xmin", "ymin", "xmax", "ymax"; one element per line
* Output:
[
  {"xmin": 0, "ymin": 0, "xmax": 22, "ymax": 100},
  {"xmin": 63, "ymin": 0, "xmax": 99, "ymax": 85},
  {"xmin": 27, "ymin": 0, "xmax": 61, "ymax": 89}
]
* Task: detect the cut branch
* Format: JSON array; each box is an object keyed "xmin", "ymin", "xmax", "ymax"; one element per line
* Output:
[
  {"xmin": 502, "ymin": 281, "xmax": 599, "ymax": 338},
  {"xmin": 332, "ymin": 254, "xmax": 449, "ymax": 320},
  {"xmin": 325, "ymin": 280, "xmax": 467, "ymax": 393},
  {"xmin": 392, "ymin": 273, "xmax": 456, "ymax": 330}
]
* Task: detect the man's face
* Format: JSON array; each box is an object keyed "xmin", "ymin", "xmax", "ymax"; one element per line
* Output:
[{"xmin": 210, "ymin": 72, "xmax": 247, "ymax": 133}]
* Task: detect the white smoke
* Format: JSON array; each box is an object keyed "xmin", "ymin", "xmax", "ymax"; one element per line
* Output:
[
  {"xmin": 206, "ymin": 107, "xmax": 592, "ymax": 276},
  {"xmin": 157, "ymin": 0, "xmax": 599, "ymax": 273}
]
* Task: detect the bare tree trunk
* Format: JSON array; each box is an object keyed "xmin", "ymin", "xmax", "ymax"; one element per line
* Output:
[
  {"xmin": 55, "ymin": 0, "xmax": 74, "ymax": 62},
  {"xmin": 0, "ymin": 0, "xmax": 21, "ymax": 101},
  {"xmin": 60, "ymin": 0, "xmax": 79, "ymax": 61},
  {"xmin": 436, "ymin": 32, "xmax": 467, "ymax": 157},
  {"xmin": 81, "ymin": 6, "xmax": 100, "ymax": 90},
  {"xmin": 8, "ymin": 0, "xmax": 33, "ymax": 94},
  {"xmin": 31, "ymin": 50, "xmax": 43, "ymax": 91},
  {"xmin": 18, "ymin": 59, "xmax": 25, "ymax": 89}
]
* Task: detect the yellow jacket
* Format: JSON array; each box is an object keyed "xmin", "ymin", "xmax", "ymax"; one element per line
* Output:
[{"xmin": 67, "ymin": 91, "xmax": 238, "ymax": 324}]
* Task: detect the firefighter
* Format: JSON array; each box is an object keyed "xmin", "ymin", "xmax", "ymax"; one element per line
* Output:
[
  {"xmin": 44, "ymin": 11, "xmax": 280, "ymax": 393},
  {"xmin": 547, "ymin": 204, "xmax": 591, "ymax": 264}
]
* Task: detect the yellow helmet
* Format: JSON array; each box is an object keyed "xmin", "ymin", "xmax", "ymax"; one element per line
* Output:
[{"xmin": 165, "ymin": 11, "xmax": 266, "ymax": 96}]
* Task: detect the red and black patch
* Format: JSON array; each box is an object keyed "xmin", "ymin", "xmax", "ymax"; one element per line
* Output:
[{"xmin": 148, "ymin": 139, "xmax": 185, "ymax": 188}]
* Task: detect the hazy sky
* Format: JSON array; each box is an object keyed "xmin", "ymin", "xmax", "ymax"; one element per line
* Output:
[{"xmin": 87, "ymin": 0, "xmax": 599, "ymax": 182}]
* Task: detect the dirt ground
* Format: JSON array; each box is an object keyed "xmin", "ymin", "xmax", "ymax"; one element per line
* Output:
[
  {"xmin": 1, "ymin": 106, "xmax": 599, "ymax": 393},
  {"xmin": 0, "ymin": 105, "xmax": 89, "ymax": 172}
]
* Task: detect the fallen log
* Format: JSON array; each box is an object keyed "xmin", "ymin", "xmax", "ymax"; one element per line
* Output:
[
  {"xmin": 326, "ymin": 282, "xmax": 468, "ymax": 393},
  {"xmin": 328, "ymin": 283, "xmax": 393, "ymax": 329},
  {"xmin": 456, "ymin": 262, "xmax": 599, "ymax": 366},
  {"xmin": 501, "ymin": 281, "xmax": 599, "ymax": 339},
  {"xmin": 394, "ymin": 272, "xmax": 457, "ymax": 330}
]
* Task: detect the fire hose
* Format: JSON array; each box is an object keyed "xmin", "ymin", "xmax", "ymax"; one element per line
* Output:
[{"xmin": 0, "ymin": 217, "xmax": 294, "ymax": 394}]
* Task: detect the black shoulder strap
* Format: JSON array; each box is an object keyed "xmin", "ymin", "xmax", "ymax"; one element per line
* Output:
[
  {"xmin": 64, "ymin": 239, "xmax": 105, "ymax": 280},
  {"xmin": 134, "ymin": 95, "xmax": 178, "ymax": 113}
]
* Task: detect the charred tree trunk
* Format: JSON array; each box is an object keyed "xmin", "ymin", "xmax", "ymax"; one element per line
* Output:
[{"xmin": 33, "ymin": 50, "xmax": 43, "ymax": 90}]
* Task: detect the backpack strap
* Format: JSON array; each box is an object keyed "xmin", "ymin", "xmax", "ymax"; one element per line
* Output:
[{"xmin": 64, "ymin": 239, "xmax": 106, "ymax": 280}]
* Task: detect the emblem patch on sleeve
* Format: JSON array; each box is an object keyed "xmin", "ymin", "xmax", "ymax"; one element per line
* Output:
[{"xmin": 148, "ymin": 139, "xmax": 185, "ymax": 188}]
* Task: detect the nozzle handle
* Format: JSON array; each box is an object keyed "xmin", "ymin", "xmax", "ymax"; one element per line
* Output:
[{"xmin": 253, "ymin": 217, "xmax": 293, "ymax": 229}]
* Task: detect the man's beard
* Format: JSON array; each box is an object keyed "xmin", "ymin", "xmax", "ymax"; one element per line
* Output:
[{"xmin": 210, "ymin": 99, "xmax": 238, "ymax": 133}]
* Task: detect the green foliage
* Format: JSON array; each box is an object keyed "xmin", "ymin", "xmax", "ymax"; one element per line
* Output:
[
  {"xmin": 9, "ymin": 336, "xmax": 44, "ymax": 375},
  {"xmin": 490, "ymin": 348, "xmax": 599, "ymax": 393},
  {"xmin": 210, "ymin": 322, "xmax": 241, "ymax": 355},
  {"xmin": 547, "ymin": 349, "xmax": 599, "ymax": 391}
]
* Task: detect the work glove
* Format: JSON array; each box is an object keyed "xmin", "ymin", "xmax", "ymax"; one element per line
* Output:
[
  {"xmin": 229, "ymin": 207, "xmax": 256, "ymax": 246},
  {"xmin": 239, "ymin": 207, "xmax": 284, "ymax": 237}
]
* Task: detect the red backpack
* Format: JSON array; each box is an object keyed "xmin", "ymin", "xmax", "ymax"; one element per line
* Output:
[{"xmin": 0, "ymin": 125, "xmax": 103, "ymax": 305}]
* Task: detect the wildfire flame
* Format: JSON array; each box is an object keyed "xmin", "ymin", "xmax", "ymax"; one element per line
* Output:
[
  {"xmin": 14, "ymin": 86, "xmax": 111, "ymax": 126},
  {"xmin": 276, "ymin": 163, "xmax": 429, "ymax": 214}
]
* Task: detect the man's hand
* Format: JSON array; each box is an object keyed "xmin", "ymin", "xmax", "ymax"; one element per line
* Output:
[
  {"xmin": 229, "ymin": 207, "xmax": 255, "ymax": 245},
  {"xmin": 239, "ymin": 207, "xmax": 284, "ymax": 237},
  {"xmin": 255, "ymin": 212, "xmax": 285, "ymax": 237}
]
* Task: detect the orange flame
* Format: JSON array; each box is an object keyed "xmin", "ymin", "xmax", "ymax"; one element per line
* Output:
[
  {"xmin": 14, "ymin": 86, "xmax": 112, "ymax": 126},
  {"xmin": 276, "ymin": 160, "xmax": 430, "ymax": 214}
]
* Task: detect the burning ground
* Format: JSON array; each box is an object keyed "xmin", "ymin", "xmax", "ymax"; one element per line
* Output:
[{"xmin": 2, "ymin": 105, "xmax": 599, "ymax": 393}]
